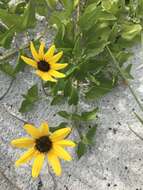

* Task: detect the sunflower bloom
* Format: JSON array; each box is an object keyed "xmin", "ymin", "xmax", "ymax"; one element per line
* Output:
[
  {"xmin": 21, "ymin": 41, "xmax": 68, "ymax": 82},
  {"xmin": 11, "ymin": 122, "xmax": 76, "ymax": 178}
]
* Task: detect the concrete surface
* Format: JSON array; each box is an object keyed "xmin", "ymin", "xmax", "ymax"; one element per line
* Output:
[{"xmin": 0, "ymin": 18, "xmax": 143, "ymax": 190}]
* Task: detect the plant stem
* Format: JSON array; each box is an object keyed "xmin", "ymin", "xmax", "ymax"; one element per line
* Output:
[
  {"xmin": 41, "ymin": 80, "xmax": 50, "ymax": 97},
  {"xmin": 0, "ymin": 78, "xmax": 15, "ymax": 101},
  {"xmin": 48, "ymin": 165, "xmax": 57, "ymax": 190},
  {"xmin": 71, "ymin": 80, "xmax": 82, "ymax": 139},
  {"xmin": 3, "ymin": 103, "xmax": 30, "ymax": 124},
  {"xmin": 128, "ymin": 125, "xmax": 143, "ymax": 141},
  {"xmin": 106, "ymin": 45, "xmax": 143, "ymax": 112},
  {"xmin": 37, "ymin": 176, "xmax": 43, "ymax": 190}
]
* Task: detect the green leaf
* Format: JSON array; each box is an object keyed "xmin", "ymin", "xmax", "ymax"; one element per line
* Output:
[
  {"xmin": 14, "ymin": 2, "xmax": 26, "ymax": 15},
  {"xmin": 123, "ymin": 63, "xmax": 134, "ymax": 79},
  {"xmin": 35, "ymin": 0, "xmax": 49, "ymax": 16},
  {"xmin": 51, "ymin": 95, "xmax": 65, "ymax": 105},
  {"xmin": 80, "ymin": 6, "xmax": 116, "ymax": 31},
  {"xmin": 121, "ymin": 24, "xmax": 142, "ymax": 41},
  {"xmin": 13, "ymin": 51, "xmax": 25, "ymax": 75},
  {"xmin": 20, "ymin": 0, "xmax": 36, "ymax": 30},
  {"xmin": 60, "ymin": 0, "xmax": 74, "ymax": 15},
  {"xmin": 57, "ymin": 111, "xmax": 70, "ymax": 119},
  {"xmin": 0, "ymin": 8, "xmax": 21, "ymax": 27},
  {"xmin": 64, "ymin": 80, "xmax": 72, "ymax": 97},
  {"xmin": 74, "ymin": 0, "xmax": 79, "ymax": 7},
  {"xmin": 0, "ymin": 26, "xmax": 16, "ymax": 48},
  {"xmin": 86, "ymin": 78, "xmax": 116, "ymax": 100},
  {"xmin": 76, "ymin": 141, "xmax": 87, "ymax": 159},
  {"xmin": 0, "ymin": 22, "xmax": 7, "ymax": 34},
  {"xmin": 86, "ymin": 126, "xmax": 97, "ymax": 144},
  {"xmin": 86, "ymin": 41, "xmax": 109, "ymax": 58},
  {"xmin": 0, "ymin": 62, "xmax": 15, "ymax": 77},
  {"xmin": 81, "ymin": 108, "xmax": 98, "ymax": 121},
  {"xmin": 19, "ymin": 84, "xmax": 39, "ymax": 113},
  {"xmin": 68, "ymin": 86, "xmax": 79, "ymax": 105},
  {"xmin": 46, "ymin": 0, "xmax": 57, "ymax": 9}
]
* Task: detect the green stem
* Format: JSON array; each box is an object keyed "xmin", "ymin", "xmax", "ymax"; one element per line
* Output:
[
  {"xmin": 69, "ymin": 1, "xmax": 82, "ymax": 139},
  {"xmin": 0, "ymin": 78, "xmax": 15, "ymax": 101},
  {"xmin": 71, "ymin": 80, "xmax": 82, "ymax": 139},
  {"xmin": 3, "ymin": 103, "xmax": 29, "ymax": 124},
  {"xmin": 41, "ymin": 80, "xmax": 50, "ymax": 97},
  {"xmin": 106, "ymin": 45, "xmax": 143, "ymax": 112},
  {"xmin": 128, "ymin": 125, "xmax": 143, "ymax": 141}
]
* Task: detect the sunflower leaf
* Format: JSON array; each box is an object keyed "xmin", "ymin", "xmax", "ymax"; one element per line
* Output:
[
  {"xmin": 68, "ymin": 86, "xmax": 79, "ymax": 105},
  {"xmin": 57, "ymin": 111, "xmax": 71, "ymax": 119},
  {"xmin": 76, "ymin": 141, "xmax": 87, "ymax": 159},
  {"xmin": 19, "ymin": 84, "xmax": 39, "ymax": 113},
  {"xmin": 86, "ymin": 77, "xmax": 116, "ymax": 100},
  {"xmin": 20, "ymin": 0, "xmax": 36, "ymax": 30},
  {"xmin": 51, "ymin": 95, "xmax": 65, "ymax": 105},
  {"xmin": 0, "ymin": 8, "xmax": 21, "ymax": 27},
  {"xmin": 13, "ymin": 51, "xmax": 25, "ymax": 75},
  {"xmin": 0, "ymin": 25, "xmax": 16, "ymax": 49},
  {"xmin": 121, "ymin": 24, "xmax": 142, "ymax": 41},
  {"xmin": 86, "ymin": 125, "xmax": 97, "ymax": 144},
  {"xmin": 81, "ymin": 108, "xmax": 98, "ymax": 121},
  {"xmin": 0, "ymin": 62, "xmax": 15, "ymax": 77}
]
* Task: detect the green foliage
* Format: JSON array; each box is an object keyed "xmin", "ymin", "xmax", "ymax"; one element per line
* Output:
[
  {"xmin": 77, "ymin": 141, "xmax": 87, "ymax": 159},
  {"xmin": 0, "ymin": 0, "xmax": 36, "ymax": 48},
  {"xmin": 58, "ymin": 108, "xmax": 98, "ymax": 122},
  {"xmin": 86, "ymin": 77, "xmax": 116, "ymax": 99},
  {"xmin": 0, "ymin": 62, "xmax": 15, "ymax": 77},
  {"xmin": 77, "ymin": 125, "xmax": 97, "ymax": 158},
  {"xmin": 19, "ymin": 84, "xmax": 39, "ymax": 113},
  {"xmin": 121, "ymin": 24, "xmax": 142, "ymax": 40},
  {"xmin": 20, "ymin": 0, "xmax": 36, "ymax": 30}
]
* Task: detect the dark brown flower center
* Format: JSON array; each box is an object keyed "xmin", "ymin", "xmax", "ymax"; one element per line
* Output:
[
  {"xmin": 35, "ymin": 136, "xmax": 52, "ymax": 153},
  {"xmin": 38, "ymin": 60, "xmax": 50, "ymax": 72}
]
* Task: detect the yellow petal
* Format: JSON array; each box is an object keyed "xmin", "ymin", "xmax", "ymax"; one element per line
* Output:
[
  {"xmin": 30, "ymin": 41, "xmax": 39, "ymax": 62},
  {"xmin": 50, "ymin": 128, "xmax": 71, "ymax": 142},
  {"xmin": 47, "ymin": 151, "xmax": 62, "ymax": 176},
  {"xmin": 44, "ymin": 45, "xmax": 55, "ymax": 60},
  {"xmin": 36, "ymin": 70, "xmax": 57, "ymax": 82},
  {"xmin": 49, "ymin": 70, "xmax": 65, "ymax": 78},
  {"xmin": 48, "ymin": 51, "xmax": 63, "ymax": 63},
  {"xmin": 11, "ymin": 138, "xmax": 34, "ymax": 148},
  {"xmin": 53, "ymin": 145, "xmax": 72, "ymax": 161},
  {"xmin": 39, "ymin": 41, "xmax": 45, "ymax": 60},
  {"xmin": 15, "ymin": 148, "xmax": 35, "ymax": 167},
  {"xmin": 32, "ymin": 153, "xmax": 45, "ymax": 178},
  {"xmin": 55, "ymin": 140, "xmax": 76, "ymax": 147},
  {"xmin": 51, "ymin": 63, "xmax": 68, "ymax": 71},
  {"xmin": 21, "ymin": 56, "xmax": 37, "ymax": 68},
  {"xmin": 23, "ymin": 124, "xmax": 42, "ymax": 139},
  {"xmin": 40, "ymin": 122, "xmax": 49, "ymax": 136}
]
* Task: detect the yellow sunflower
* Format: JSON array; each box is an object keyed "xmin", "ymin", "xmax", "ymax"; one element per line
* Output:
[
  {"xmin": 21, "ymin": 41, "xmax": 68, "ymax": 82},
  {"xmin": 11, "ymin": 122, "xmax": 75, "ymax": 178}
]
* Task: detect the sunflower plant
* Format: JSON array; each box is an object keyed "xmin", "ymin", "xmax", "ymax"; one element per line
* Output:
[{"xmin": 0, "ymin": 0, "xmax": 143, "ymax": 178}]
